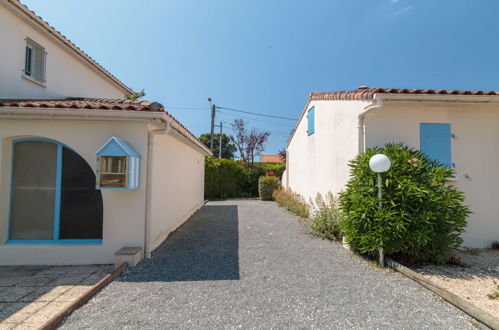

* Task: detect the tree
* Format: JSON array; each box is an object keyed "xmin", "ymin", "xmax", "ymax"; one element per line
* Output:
[
  {"xmin": 199, "ymin": 133, "xmax": 237, "ymax": 159},
  {"xmin": 230, "ymin": 119, "xmax": 270, "ymax": 167},
  {"xmin": 277, "ymin": 148, "xmax": 286, "ymax": 162},
  {"xmin": 127, "ymin": 89, "xmax": 146, "ymax": 100},
  {"xmin": 277, "ymin": 128, "xmax": 293, "ymax": 162}
]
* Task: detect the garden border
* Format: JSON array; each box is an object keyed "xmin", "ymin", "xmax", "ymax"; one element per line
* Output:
[
  {"xmin": 386, "ymin": 258, "xmax": 499, "ymax": 330},
  {"xmin": 39, "ymin": 262, "xmax": 128, "ymax": 330}
]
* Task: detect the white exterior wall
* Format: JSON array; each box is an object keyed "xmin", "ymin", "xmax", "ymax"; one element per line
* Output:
[
  {"xmin": 147, "ymin": 133, "xmax": 205, "ymax": 254},
  {"xmin": 364, "ymin": 103, "xmax": 499, "ymax": 248},
  {"xmin": 0, "ymin": 118, "xmax": 149, "ymax": 264},
  {"xmin": 0, "ymin": 5, "xmax": 127, "ymax": 99},
  {"xmin": 286, "ymin": 100, "xmax": 369, "ymax": 203}
]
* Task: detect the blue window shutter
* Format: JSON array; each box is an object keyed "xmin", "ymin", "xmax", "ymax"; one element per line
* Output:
[
  {"xmin": 307, "ymin": 107, "xmax": 315, "ymax": 135},
  {"xmin": 420, "ymin": 123, "xmax": 452, "ymax": 167}
]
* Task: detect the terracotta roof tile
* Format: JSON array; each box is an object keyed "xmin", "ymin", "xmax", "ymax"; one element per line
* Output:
[
  {"xmin": 0, "ymin": 98, "xmax": 164, "ymax": 112},
  {"xmin": 309, "ymin": 87, "xmax": 499, "ymax": 101},
  {"xmin": 0, "ymin": 97, "xmax": 207, "ymax": 153}
]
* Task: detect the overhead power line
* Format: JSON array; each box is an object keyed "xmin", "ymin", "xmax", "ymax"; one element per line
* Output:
[
  {"xmin": 217, "ymin": 106, "xmax": 298, "ymax": 121},
  {"xmin": 217, "ymin": 110, "xmax": 294, "ymax": 127},
  {"xmin": 166, "ymin": 106, "xmax": 209, "ymax": 110},
  {"xmin": 166, "ymin": 105, "xmax": 298, "ymax": 121}
]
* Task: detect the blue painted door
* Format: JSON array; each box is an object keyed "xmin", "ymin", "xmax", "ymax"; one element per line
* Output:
[{"xmin": 420, "ymin": 123, "xmax": 452, "ymax": 167}]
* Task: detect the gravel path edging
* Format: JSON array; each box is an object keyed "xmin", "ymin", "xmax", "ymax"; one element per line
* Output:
[
  {"xmin": 386, "ymin": 258, "xmax": 499, "ymax": 330},
  {"xmin": 39, "ymin": 263, "xmax": 127, "ymax": 330}
]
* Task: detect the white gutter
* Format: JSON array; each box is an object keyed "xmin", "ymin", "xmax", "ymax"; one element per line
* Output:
[
  {"xmin": 0, "ymin": 106, "xmax": 212, "ymax": 155},
  {"xmin": 143, "ymin": 117, "xmax": 173, "ymax": 259},
  {"xmin": 358, "ymin": 95, "xmax": 383, "ymax": 154},
  {"xmin": 0, "ymin": 107, "xmax": 165, "ymax": 122},
  {"xmin": 372, "ymin": 93, "xmax": 499, "ymax": 104}
]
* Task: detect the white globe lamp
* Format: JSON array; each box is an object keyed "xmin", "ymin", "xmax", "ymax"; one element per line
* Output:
[
  {"xmin": 369, "ymin": 154, "xmax": 391, "ymax": 173},
  {"xmin": 369, "ymin": 153, "xmax": 391, "ymax": 267}
]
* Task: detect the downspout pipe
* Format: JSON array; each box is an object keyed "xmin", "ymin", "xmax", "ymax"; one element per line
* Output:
[
  {"xmin": 143, "ymin": 117, "xmax": 172, "ymax": 259},
  {"xmin": 358, "ymin": 95, "xmax": 383, "ymax": 154}
]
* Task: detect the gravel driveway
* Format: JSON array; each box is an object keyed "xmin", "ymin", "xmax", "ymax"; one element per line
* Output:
[{"xmin": 60, "ymin": 200, "xmax": 480, "ymax": 329}]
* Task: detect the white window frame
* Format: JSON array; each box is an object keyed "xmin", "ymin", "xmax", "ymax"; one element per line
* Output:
[{"xmin": 23, "ymin": 38, "xmax": 47, "ymax": 86}]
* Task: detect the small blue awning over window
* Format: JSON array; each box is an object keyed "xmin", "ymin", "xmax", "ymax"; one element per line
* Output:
[
  {"xmin": 420, "ymin": 123, "xmax": 452, "ymax": 167},
  {"xmin": 96, "ymin": 137, "xmax": 141, "ymax": 158}
]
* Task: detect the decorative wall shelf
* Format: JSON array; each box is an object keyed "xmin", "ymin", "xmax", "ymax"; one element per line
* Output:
[{"xmin": 96, "ymin": 137, "xmax": 140, "ymax": 190}]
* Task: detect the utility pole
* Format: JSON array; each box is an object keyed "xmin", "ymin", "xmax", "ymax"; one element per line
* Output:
[
  {"xmin": 219, "ymin": 121, "xmax": 223, "ymax": 158},
  {"xmin": 209, "ymin": 98, "xmax": 216, "ymax": 153}
]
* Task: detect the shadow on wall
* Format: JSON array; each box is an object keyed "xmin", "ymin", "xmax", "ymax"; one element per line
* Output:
[{"xmin": 118, "ymin": 205, "xmax": 240, "ymax": 282}]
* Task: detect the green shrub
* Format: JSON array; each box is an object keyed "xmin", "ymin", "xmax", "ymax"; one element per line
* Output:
[
  {"xmin": 258, "ymin": 176, "xmax": 280, "ymax": 200},
  {"xmin": 309, "ymin": 193, "xmax": 344, "ymax": 241},
  {"xmin": 247, "ymin": 163, "xmax": 286, "ymax": 196},
  {"xmin": 273, "ymin": 188, "xmax": 309, "ymax": 218},
  {"xmin": 339, "ymin": 143, "xmax": 471, "ymax": 264},
  {"xmin": 204, "ymin": 158, "xmax": 285, "ymax": 199},
  {"xmin": 205, "ymin": 157, "xmax": 249, "ymax": 199}
]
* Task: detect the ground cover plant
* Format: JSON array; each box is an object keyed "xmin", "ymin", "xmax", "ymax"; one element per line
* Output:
[
  {"xmin": 339, "ymin": 143, "xmax": 471, "ymax": 264},
  {"xmin": 258, "ymin": 175, "xmax": 280, "ymax": 200},
  {"xmin": 308, "ymin": 192, "xmax": 344, "ymax": 241},
  {"xmin": 487, "ymin": 280, "xmax": 499, "ymax": 300},
  {"xmin": 273, "ymin": 188, "xmax": 309, "ymax": 218}
]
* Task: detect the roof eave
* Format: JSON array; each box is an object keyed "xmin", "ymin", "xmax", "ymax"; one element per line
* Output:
[{"xmin": 373, "ymin": 93, "xmax": 499, "ymax": 104}]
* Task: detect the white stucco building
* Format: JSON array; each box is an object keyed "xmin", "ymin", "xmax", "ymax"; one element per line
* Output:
[
  {"xmin": 284, "ymin": 86, "xmax": 499, "ymax": 248},
  {"xmin": 0, "ymin": 0, "xmax": 211, "ymax": 265}
]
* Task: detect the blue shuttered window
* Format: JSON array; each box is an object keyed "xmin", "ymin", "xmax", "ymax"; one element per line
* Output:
[
  {"xmin": 307, "ymin": 107, "xmax": 315, "ymax": 136},
  {"xmin": 420, "ymin": 123, "xmax": 452, "ymax": 167}
]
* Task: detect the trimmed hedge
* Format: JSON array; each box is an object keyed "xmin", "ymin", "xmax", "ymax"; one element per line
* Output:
[
  {"xmin": 205, "ymin": 157, "xmax": 285, "ymax": 199},
  {"xmin": 258, "ymin": 176, "xmax": 280, "ymax": 200},
  {"xmin": 205, "ymin": 158, "xmax": 248, "ymax": 199}
]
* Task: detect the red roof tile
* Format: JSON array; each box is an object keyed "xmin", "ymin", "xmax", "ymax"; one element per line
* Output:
[
  {"xmin": 0, "ymin": 98, "xmax": 164, "ymax": 112},
  {"xmin": 0, "ymin": 97, "xmax": 209, "ymax": 153},
  {"xmin": 310, "ymin": 86, "xmax": 499, "ymax": 101},
  {"xmin": 261, "ymin": 155, "xmax": 283, "ymax": 163}
]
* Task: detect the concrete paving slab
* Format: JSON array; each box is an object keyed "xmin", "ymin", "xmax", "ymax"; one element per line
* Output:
[
  {"xmin": 15, "ymin": 275, "xmax": 58, "ymax": 288},
  {"xmin": 0, "ymin": 265, "xmax": 112, "ymax": 329},
  {"xmin": 0, "ymin": 288, "xmax": 35, "ymax": 303},
  {"xmin": 1, "ymin": 302, "xmax": 48, "ymax": 324}
]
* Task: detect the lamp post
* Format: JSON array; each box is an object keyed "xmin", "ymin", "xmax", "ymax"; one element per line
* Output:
[{"xmin": 369, "ymin": 154, "xmax": 391, "ymax": 267}]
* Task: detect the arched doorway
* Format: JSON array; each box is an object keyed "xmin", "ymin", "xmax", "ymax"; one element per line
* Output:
[{"xmin": 8, "ymin": 138, "xmax": 103, "ymax": 243}]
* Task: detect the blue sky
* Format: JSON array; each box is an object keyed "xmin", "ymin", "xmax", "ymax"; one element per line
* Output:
[{"xmin": 23, "ymin": 0, "xmax": 499, "ymax": 156}]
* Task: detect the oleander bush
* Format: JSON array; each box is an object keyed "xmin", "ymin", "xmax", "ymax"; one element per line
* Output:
[
  {"xmin": 308, "ymin": 192, "xmax": 344, "ymax": 241},
  {"xmin": 339, "ymin": 143, "xmax": 471, "ymax": 264},
  {"xmin": 258, "ymin": 175, "xmax": 281, "ymax": 200},
  {"xmin": 273, "ymin": 188, "xmax": 309, "ymax": 218}
]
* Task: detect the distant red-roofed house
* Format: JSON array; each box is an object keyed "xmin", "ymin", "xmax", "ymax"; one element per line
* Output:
[
  {"xmin": 283, "ymin": 86, "xmax": 499, "ymax": 248},
  {"xmin": 0, "ymin": 0, "xmax": 211, "ymax": 266},
  {"xmin": 261, "ymin": 154, "xmax": 283, "ymax": 163}
]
